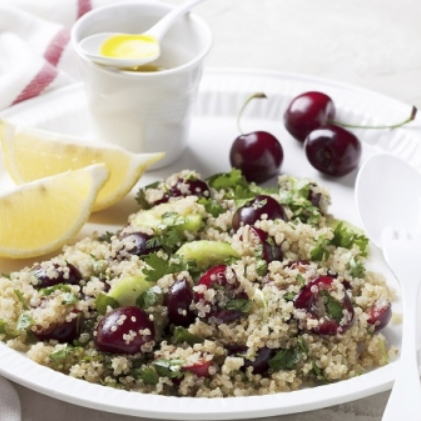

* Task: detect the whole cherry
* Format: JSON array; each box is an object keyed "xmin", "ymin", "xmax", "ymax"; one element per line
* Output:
[
  {"xmin": 304, "ymin": 125, "xmax": 362, "ymax": 177},
  {"xmin": 230, "ymin": 93, "xmax": 283, "ymax": 183},
  {"xmin": 284, "ymin": 91, "xmax": 335, "ymax": 142}
]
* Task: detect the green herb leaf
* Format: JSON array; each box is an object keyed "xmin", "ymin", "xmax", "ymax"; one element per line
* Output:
[
  {"xmin": 61, "ymin": 292, "xmax": 78, "ymax": 305},
  {"xmin": 283, "ymin": 291, "xmax": 296, "ymax": 302},
  {"xmin": 278, "ymin": 178, "xmax": 323, "ymax": 225},
  {"xmin": 297, "ymin": 336, "xmax": 309, "ymax": 354},
  {"xmin": 152, "ymin": 359, "xmax": 184, "ymax": 379},
  {"xmin": 97, "ymin": 231, "xmax": 116, "ymax": 243},
  {"xmin": 135, "ymin": 181, "xmax": 161, "ymax": 209},
  {"xmin": 40, "ymin": 284, "xmax": 72, "ymax": 296},
  {"xmin": 14, "ymin": 289, "xmax": 29, "ymax": 309},
  {"xmin": 225, "ymin": 299, "xmax": 252, "ymax": 313},
  {"xmin": 331, "ymin": 222, "xmax": 369, "ymax": 256},
  {"xmin": 310, "ymin": 236, "xmax": 330, "ymax": 261},
  {"xmin": 173, "ymin": 326, "xmax": 202, "ymax": 345},
  {"xmin": 17, "ymin": 313, "xmax": 34, "ymax": 331},
  {"xmin": 349, "ymin": 256, "xmax": 366, "ymax": 278},
  {"xmin": 320, "ymin": 290, "xmax": 343, "ymax": 322},
  {"xmin": 269, "ymin": 348, "xmax": 301, "ymax": 371},
  {"xmin": 207, "ymin": 169, "xmax": 245, "ymax": 191},
  {"xmin": 138, "ymin": 366, "xmax": 159, "ymax": 385},
  {"xmin": 197, "ymin": 197, "xmax": 225, "ymax": 218},
  {"xmin": 310, "ymin": 360, "xmax": 328, "ymax": 382},
  {"xmin": 1, "ymin": 273, "xmax": 11, "ymax": 279},
  {"xmin": 0, "ymin": 319, "xmax": 17, "ymax": 339},
  {"xmin": 142, "ymin": 253, "xmax": 189, "ymax": 283},
  {"xmin": 136, "ymin": 288, "xmax": 160, "ymax": 309},
  {"xmin": 49, "ymin": 347, "xmax": 70, "ymax": 365},
  {"xmin": 256, "ymin": 260, "xmax": 268, "ymax": 276},
  {"xmin": 296, "ymin": 274, "xmax": 306, "ymax": 287},
  {"xmin": 95, "ymin": 292, "xmax": 119, "ymax": 315}
]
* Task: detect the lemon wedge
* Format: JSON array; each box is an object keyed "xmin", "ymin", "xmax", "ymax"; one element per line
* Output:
[
  {"xmin": 0, "ymin": 119, "xmax": 164, "ymax": 211},
  {"xmin": 0, "ymin": 164, "xmax": 109, "ymax": 259}
]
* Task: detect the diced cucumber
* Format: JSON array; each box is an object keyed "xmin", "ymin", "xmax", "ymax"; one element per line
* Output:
[
  {"xmin": 108, "ymin": 274, "xmax": 153, "ymax": 307},
  {"xmin": 176, "ymin": 240, "xmax": 239, "ymax": 269}
]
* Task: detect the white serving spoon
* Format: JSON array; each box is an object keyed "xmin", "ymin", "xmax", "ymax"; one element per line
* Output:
[
  {"xmin": 355, "ymin": 153, "xmax": 421, "ymax": 420},
  {"xmin": 78, "ymin": 0, "xmax": 207, "ymax": 68}
]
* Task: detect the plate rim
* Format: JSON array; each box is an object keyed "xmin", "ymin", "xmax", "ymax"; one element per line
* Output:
[{"xmin": 0, "ymin": 67, "xmax": 416, "ymax": 420}]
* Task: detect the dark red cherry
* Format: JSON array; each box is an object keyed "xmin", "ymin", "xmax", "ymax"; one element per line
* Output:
[
  {"xmin": 243, "ymin": 347, "xmax": 274, "ymax": 374},
  {"xmin": 366, "ymin": 301, "xmax": 392, "ymax": 332},
  {"xmin": 294, "ymin": 276, "xmax": 354, "ymax": 335},
  {"xmin": 230, "ymin": 131, "xmax": 283, "ymax": 183},
  {"xmin": 94, "ymin": 306, "xmax": 154, "ymax": 354},
  {"xmin": 284, "ymin": 91, "xmax": 336, "ymax": 142},
  {"xmin": 33, "ymin": 312, "xmax": 82, "ymax": 343},
  {"xmin": 304, "ymin": 125, "xmax": 362, "ymax": 177},
  {"xmin": 118, "ymin": 232, "xmax": 160, "ymax": 257},
  {"xmin": 194, "ymin": 265, "xmax": 247, "ymax": 324},
  {"xmin": 232, "ymin": 195, "xmax": 287, "ymax": 231},
  {"xmin": 32, "ymin": 263, "xmax": 82, "ymax": 288},
  {"xmin": 249, "ymin": 227, "xmax": 282, "ymax": 263},
  {"xmin": 166, "ymin": 278, "xmax": 195, "ymax": 326},
  {"xmin": 152, "ymin": 178, "xmax": 210, "ymax": 205}
]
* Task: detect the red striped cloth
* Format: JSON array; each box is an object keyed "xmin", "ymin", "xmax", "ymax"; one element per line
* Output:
[{"xmin": 1, "ymin": 0, "xmax": 94, "ymax": 108}]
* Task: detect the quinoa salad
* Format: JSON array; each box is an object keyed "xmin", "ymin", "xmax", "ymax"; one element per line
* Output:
[{"xmin": 0, "ymin": 169, "xmax": 396, "ymax": 397}]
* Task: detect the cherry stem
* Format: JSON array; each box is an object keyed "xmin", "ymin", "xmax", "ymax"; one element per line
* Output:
[
  {"xmin": 330, "ymin": 106, "xmax": 417, "ymax": 130},
  {"xmin": 237, "ymin": 92, "xmax": 267, "ymax": 134}
]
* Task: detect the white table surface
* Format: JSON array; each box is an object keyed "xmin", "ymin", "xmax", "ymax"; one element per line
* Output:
[{"xmin": 13, "ymin": 0, "xmax": 421, "ymax": 420}]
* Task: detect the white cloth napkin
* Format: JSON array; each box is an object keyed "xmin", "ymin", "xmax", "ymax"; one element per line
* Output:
[
  {"xmin": 0, "ymin": 1, "xmax": 118, "ymax": 419},
  {"xmin": 0, "ymin": 0, "xmax": 116, "ymax": 112}
]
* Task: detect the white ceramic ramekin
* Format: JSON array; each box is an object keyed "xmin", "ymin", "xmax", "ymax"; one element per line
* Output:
[{"xmin": 71, "ymin": 1, "xmax": 212, "ymax": 168}]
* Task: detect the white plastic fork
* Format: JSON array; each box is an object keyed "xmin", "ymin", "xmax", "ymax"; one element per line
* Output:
[{"xmin": 381, "ymin": 227, "xmax": 421, "ymax": 421}]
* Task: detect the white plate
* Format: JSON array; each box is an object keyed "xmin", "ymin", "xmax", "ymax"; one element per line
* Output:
[{"xmin": 0, "ymin": 68, "xmax": 420, "ymax": 420}]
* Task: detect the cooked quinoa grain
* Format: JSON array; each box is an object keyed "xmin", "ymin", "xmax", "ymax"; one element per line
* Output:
[{"xmin": 0, "ymin": 169, "xmax": 396, "ymax": 397}]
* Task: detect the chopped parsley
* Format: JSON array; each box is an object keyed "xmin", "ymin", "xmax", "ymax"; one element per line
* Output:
[
  {"xmin": 278, "ymin": 178, "xmax": 322, "ymax": 225},
  {"xmin": 173, "ymin": 327, "xmax": 202, "ymax": 345},
  {"xmin": 135, "ymin": 181, "xmax": 161, "ymax": 209},
  {"xmin": 17, "ymin": 313, "xmax": 34, "ymax": 331},
  {"xmin": 310, "ymin": 360, "xmax": 328, "ymax": 382},
  {"xmin": 138, "ymin": 366, "xmax": 159, "ymax": 385},
  {"xmin": 207, "ymin": 169, "xmax": 277, "ymax": 204},
  {"xmin": 14, "ymin": 289, "xmax": 29, "ymax": 309},
  {"xmin": 142, "ymin": 253, "xmax": 192, "ymax": 283},
  {"xmin": 256, "ymin": 260, "xmax": 268, "ymax": 276},
  {"xmin": 152, "ymin": 359, "xmax": 184, "ymax": 379},
  {"xmin": 283, "ymin": 291, "xmax": 296, "ymax": 302},
  {"xmin": 225, "ymin": 299, "xmax": 252, "ymax": 313},
  {"xmin": 310, "ymin": 236, "xmax": 331, "ymax": 261},
  {"xmin": 269, "ymin": 347, "xmax": 301, "ymax": 371},
  {"xmin": 296, "ymin": 274, "xmax": 306, "ymax": 287},
  {"xmin": 136, "ymin": 288, "xmax": 160, "ymax": 309},
  {"xmin": 331, "ymin": 222, "xmax": 369, "ymax": 256},
  {"xmin": 197, "ymin": 197, "xmax": 225, "ymax": 218},
  {"xmin": 320, "ymin": 290, "xmax": 343, "ymax": 322},
  {"xmin": 97, "ymin": 231, "xmax": 116, "ymax": 243},
  {"xmin": 349, "ymin": 256, "xmax": 366, "ymax": 278},
  {"xmin": 310, "ymin": 222, "xmax": 369, "ymax": 262}
]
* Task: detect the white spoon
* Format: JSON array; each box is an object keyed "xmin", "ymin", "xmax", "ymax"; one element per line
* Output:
[
  {"xmin": 78, "ymin": 0, "xmax": 207, "ymax": 68},
  {"xmin": 355, "ymin": 153, "xmax": 421, "ymax": 420}
]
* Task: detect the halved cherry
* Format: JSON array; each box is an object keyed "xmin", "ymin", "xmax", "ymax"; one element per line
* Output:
[
  {"xmin": 33, "ymin": 312, "xmax": 83, "ymax": 343},
  {"xmin": 194, "ymin": 265, "xmax": 248, "ymax": 324},
  {"xmin": 248, "ymin": 227, "xmax": 282, "ymax": 263},
  {"xmin": 152, "ymin": 177, "xmax": 210, "ymax": 206},
  {"xmin": 232, "ymin": 195, "xmax": 287, "ymax": 231},
  {"xmin": 294, "ymin": 275, "xmax": 354, "ymax": 335},
  {"xmin": 366, "ymin": 301, "xmax": 392, "ymax": 332}
]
